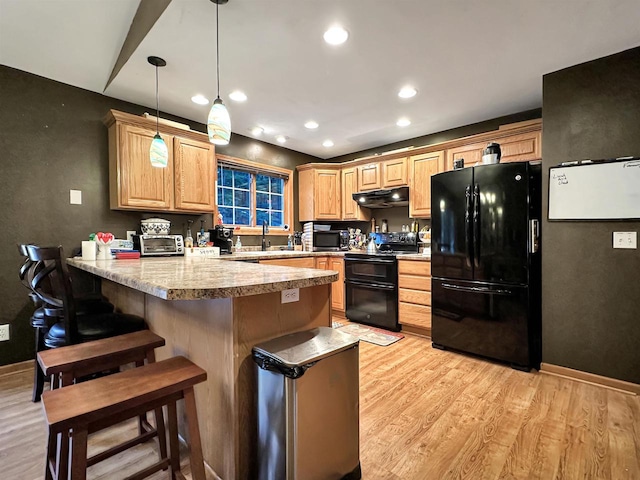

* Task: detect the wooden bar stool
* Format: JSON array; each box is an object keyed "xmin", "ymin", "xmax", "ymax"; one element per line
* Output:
[
  {"xmin": 42, "ymin": 356, "xmax": 207, "ymax": 480},
  {"xmin": 38, "ymin": 330, "xmax": 167, "ymax": 479}
]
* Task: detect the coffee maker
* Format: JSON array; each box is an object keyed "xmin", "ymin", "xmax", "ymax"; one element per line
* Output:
[{"xmin": 209, "ymin": 226, "xmax": 234, "ymax": 254}]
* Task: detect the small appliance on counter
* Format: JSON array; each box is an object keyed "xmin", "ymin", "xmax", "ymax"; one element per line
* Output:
[
  {"xmin": 312, "ymin": 230, "xmax": 350, "ymax": 251},
  {"xmin": 133, "ymin": 234, "xmax": 184, "ymax": 256},
  {"xmin": 209, "ymin": 225, "xmax": 234, "ymax": 254}
]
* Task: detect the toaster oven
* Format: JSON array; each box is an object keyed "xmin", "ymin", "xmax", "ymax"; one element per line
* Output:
[{"xmin": 133, "ymin": 234, "xmax": 184, "ymax": 256}]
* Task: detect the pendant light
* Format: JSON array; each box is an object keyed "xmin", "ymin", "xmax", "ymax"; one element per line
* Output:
[
  {"xmin": 148, "ymin": 56, "xmax": 168, "ymax": 168},
  {"xmin": 207, "ymin": 0, "xmax": 231, "ymax": 145}
]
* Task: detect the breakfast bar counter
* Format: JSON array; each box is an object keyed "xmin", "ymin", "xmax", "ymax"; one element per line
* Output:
[{"xmin": 67, "ymin": 257, "xmax": 337, "ymax": 480}]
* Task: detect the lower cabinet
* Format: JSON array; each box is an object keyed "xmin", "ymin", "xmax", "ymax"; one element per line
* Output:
[
  {"xmin": 398, "ymin": 260, "xmax": 432, "ymax": 336},
  {"xmin": 259, "ymin": 258, "xmax": 316, "ymax": 268},
  {"xmin": 315, "ymin": 256, "xmax": 345, "ymax": 314}
]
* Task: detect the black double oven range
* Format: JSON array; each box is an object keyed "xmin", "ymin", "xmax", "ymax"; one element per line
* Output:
[{"xmin": 344, "ymin": 232, "xmax": 419, "ymax": 332}]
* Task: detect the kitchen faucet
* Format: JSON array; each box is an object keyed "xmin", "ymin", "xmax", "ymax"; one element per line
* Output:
[{"xmin": 261, "ymin": 220, "xmax": 269, "ymax": 251}]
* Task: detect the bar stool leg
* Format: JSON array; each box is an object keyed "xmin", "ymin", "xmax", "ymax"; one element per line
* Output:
[
  {"xmin": 154, "ymin": 406, "xmax": 168, "ymax": 463},
  {"xmin": 184, "ymin": 387, "xmax": 206, "ymax": 480},
  {"xmin": 56, "ymin": 430, "xmax": 70, "ymax": 480},
  {"xmin": 69, "ymin": 427, "xmax": 88, "ymax": 480},
  {"xmin": 32, "ymin": 328, "xmax": 46, "ymax": 402},
  {"xmin": 167, "ymin": 401, "xmax": 181, "ymax": 480},
  {"xmin": 45, "ymin": 427, "xmax": 56, "ymax": 480}
]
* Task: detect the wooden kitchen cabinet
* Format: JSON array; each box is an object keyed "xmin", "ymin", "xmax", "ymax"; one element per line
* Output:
[
  {"xmin": 297, "ymin": 165, "xmax": 341, "ymax": 221},
  {"xmin": 398, "ymin": 260, "xmax": 432, "ymax": 336},
  {"xmin": 314, "ymin": 256, "xmax": 345, "ymax": 314},
  {"xmin": 382, "ymin": 157, "xmax": 408, "ymax": 187},
  {"xmin": 445, "ymin": 128, "xmax": 541, "ymax": 171},
  {"xmin": 409, "ymin": 150, "xmax": 444, "ymax": 218},
  {"xmin": 260, "ymin": 257, "xmax": 316, "ymax": 268},
  {"xmin": 105, "ymin": 110, "xmax": 215, "ymax": 214},
  {"xmin": 357, "ymin": 163, "xmax": 382, "ymax": 191},
  {"xmin": 341, "ymin": 167, "xmax": 371, "ymax": 221}
]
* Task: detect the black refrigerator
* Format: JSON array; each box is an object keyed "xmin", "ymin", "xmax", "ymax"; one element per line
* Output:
[{"xmin": 430, "ymin": 162, "xmax": 541, "ymax": 370}]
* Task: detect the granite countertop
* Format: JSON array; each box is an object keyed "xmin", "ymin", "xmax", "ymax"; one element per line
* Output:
[
  {"xmin": 398, "ymin": 253, "xmax": 431, "ymax": 261},
  {"xmin": 67, "ymin": 257, "xmax": 338, "ymax": 301}
]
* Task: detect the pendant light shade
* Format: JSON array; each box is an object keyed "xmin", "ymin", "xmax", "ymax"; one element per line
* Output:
[
  {"xmin": 148, "ymin": 56, "xmax": 168, "ymax": 168},
  {"xmin": 208, "ymin": 98, "xmax": 231, "ymax": 145},
  {"xmin": 207, "ymin": 0, "xmax": 231, "ymax": 146}
]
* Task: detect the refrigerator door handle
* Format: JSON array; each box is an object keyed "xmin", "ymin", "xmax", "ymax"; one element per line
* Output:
[
  {"xmin": 442, "ymin": 283, "xmax": 513, "ymax": 296},
  {"xmin": 465, "ymin": 185, "xmax": 473, "ymax": 267},
  {"xmin": 473, "ymin": 183, "xmax": 481, "ymax": 268},
  {"xmin": 529, "ymin": 219, "xmax": 540, "ymax": 253}
]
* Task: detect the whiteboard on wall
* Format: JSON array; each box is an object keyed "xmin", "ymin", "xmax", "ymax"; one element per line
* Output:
[{"xmin": 548, "ymin": 158, "xmax": 640, "ymax": 220}]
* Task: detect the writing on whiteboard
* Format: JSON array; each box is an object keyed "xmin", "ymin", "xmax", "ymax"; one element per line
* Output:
[
  {"xmin": 623, "ymin": 160, "xmax": 640, "ymax": 169},
  {"xmin": 551, "ymin": 172, "xmax": 568, "ymax": 185}
]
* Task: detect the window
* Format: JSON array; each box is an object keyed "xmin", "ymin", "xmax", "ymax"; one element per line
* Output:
[{"xmin": 215, "ymin": 155, "xmax": 293, "ymax": 234}]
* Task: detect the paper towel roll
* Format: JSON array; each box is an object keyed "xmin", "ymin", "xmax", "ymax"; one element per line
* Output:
[{"xmin": 82, "ymin": 241, "xmax": 97, "ymax": 261}]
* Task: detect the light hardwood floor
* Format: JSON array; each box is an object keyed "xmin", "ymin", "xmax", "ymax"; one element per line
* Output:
[{"xmin": 1, "ymin": 333, "xmax": 639, "ymax": 479}]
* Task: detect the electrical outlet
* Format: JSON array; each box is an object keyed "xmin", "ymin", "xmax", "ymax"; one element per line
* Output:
[
  {"xmin": 0, "ymin": 324, "xmax": 10, "ymax": 342},
  {"xmin": 613, "ymin": 231, "xmax": 637, "ymax": 249},
  {"xmin": 126, "ymin": 231, "xmax": 136, "ymax": 242},
  {"xmin": 281, "ymin": 288, "xmax": 300, "ymax": 304}
]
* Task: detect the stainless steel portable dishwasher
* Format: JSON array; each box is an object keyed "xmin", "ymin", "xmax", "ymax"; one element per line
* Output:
[{"xmin": 252, "ymin": 326, "xmax": 361, "ymax": 480}]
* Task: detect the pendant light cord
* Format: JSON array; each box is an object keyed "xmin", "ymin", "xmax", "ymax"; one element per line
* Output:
[
  {"xmin": 155, "ymin": 64, "xmax": 160, "ymax": 134},
  {"xmin": 216, "ymin": 1, "xmax": 220, "ymax": 99}
]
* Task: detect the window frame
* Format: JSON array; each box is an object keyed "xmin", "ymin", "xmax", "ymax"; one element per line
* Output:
[{"xmin": 214, "ymin": 154, "xmax": 294, "ymax": 236}]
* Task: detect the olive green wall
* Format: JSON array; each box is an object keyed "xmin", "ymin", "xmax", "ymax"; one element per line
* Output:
[
  {"xmin": 541, "ymin": 46, "xmax": 640, "ymax": 384},
  {"xmin": 0, "ymin": 65, "xmax": 318, "ymax": 366}
]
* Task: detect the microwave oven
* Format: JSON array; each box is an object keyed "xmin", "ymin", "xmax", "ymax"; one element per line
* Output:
[
  {"xmin": 313, "ymin": 230, "xmax": 349, "ymax": 251},
  {"xmin": 133, "ymin": 234, "xmax": 184, "ymax": 256}
]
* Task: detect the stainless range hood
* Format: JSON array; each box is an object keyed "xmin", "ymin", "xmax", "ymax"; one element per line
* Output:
[{"xmin": 352, "ymin": 186, "xmax": 409, "ymax": 208}]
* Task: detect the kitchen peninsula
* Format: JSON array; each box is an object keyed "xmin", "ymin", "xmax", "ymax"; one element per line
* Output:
[{"xmin": 67, "ymin": 256, "xmax": 338, "ymax": 480}]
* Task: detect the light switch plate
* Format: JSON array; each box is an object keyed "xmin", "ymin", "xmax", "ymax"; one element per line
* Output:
[
  {"xmin": 281, "ymin": 288, "xmax": 300, "ymax": 304},
  {"xmin": 70, "ymin": 189, "xmax": 82, "ymax": 205},
  {"xmin": 0, "ymin": 324, "xmax": 9, "ymax": 342},
  {"xmin": 613, "ymin": 231, "xmax": 637, "ymax": 249}
]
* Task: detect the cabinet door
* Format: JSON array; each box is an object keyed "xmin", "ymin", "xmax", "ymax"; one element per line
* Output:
[
  {"xmin": 382, "ymin": 157, "xmax": 408, "ymax": 187},
  {"xmin": 315, "ymin": 256, "xmax": 329, "ymax": 270},
  {"xmin": 329, "ymin": 258, "xmax": 345, "ymax": 312},
  {"xmin": 341, "ymin": 167, "xmax": 370, "ymax": 221},
  {"xmin": 357, "ymin": 163, "xmax": 381, "ymax": 191},
  {"xmin": 497, "ymin": 131, "xmax": 541, "ymax": 163},
  {"xmin": 174, "ymin": 137, "xmax": 215, "ymax": 212},
  {"xmin": 445, "ymin": 143, "xmax": 484, "ymax": 171},
  {"xmin": 314, "ymin": 169, "xmax": 341, "ymax": 220},
  {"xmin": 409, "ymin": 151, "xmax": 444, "ymax": 218},
  {"xmin": 118, "ymin": 124, "xmax": 173, "ymax": 210}
]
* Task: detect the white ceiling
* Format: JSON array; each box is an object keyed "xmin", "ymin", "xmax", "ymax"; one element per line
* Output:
[{"xmin": 1, "ymin": 0, "xmax": 639, "ymax": 159}]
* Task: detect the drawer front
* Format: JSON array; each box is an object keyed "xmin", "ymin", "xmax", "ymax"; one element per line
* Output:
[
  {"xmin": 260, "ymin": 258, "xmax": 316, "ymax": 268},
  {"xmin": 399, "ymin": 302, "xmax": 431, "ymax": 328},
  {"xmin": 398, "ymin": 274, "xmax": 431, "ymax": 291},
  {"xmin": 398, "ymin": 260, "xmax": 431, "ymax": 276},
  {"xmin": 399, "ymin": 288, "xmax": 431, "ymax": 306}
]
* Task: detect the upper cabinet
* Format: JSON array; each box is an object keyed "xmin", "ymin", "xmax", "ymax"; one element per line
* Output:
[
  {"xmin": 104, "ymin": 110, "xmax": 215, "ymax": 214},
  {"xmin": 357, "ymin": 163, "xmax": 382, "ymax": 191},
  {"xmin": 382, "ymin": 157, "xmax": 408, "ymax": 187},
  {"xmin": 409, "ymin": 151, "xmax": 444, "ymax": 218},
  {"xmin": 357, "ymin": 157, "xmax": 409, "ymax": 191},
  {"xmin": 341, "ymin": 167, "xmax": 371, "ymax": 221},
  {"xmin": 445, "ymin": 122, "xmax": 542, "ymax": 171},
  {"xmin": 298, "ymin": 165, "xmax": 342, "ymax": 221}
]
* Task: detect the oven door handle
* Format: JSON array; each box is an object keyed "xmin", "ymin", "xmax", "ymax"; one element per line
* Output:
[
  {"xmin": 441, "ymin": 283, "xmax": 513, "ymax": 296},
  {"xmin": 345, "ymin": 279, "xmax": 396, "ymax": 290},
  {"xmin": 345, "ymin": 258, "xmax": 397, "ymax": 265}
]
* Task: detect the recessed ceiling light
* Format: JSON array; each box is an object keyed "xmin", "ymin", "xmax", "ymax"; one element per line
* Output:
[
  {"xmin": 323, "ymin": 26, "xmax": 349, "ymax": 45},
  {"xmin": 398, "ymin": 86, "xmax": 417, "ymax": 99},
  {"xmin": 191, "ymin": 94, "xmax": 209, "ymax": 105},
  {"xmin": 252, "ymin": 126, "xmax": 264, "ymax": 136},
  {"xmin": 229, "ymin": 90, "xmax": 247, "ymax": 102},
  {"xmin": 276, "ymin": 135, "xmax": 287, "ymax": 143},
  {"xmin": 396, "ymin": 118, "xmax": 411, "ymax": 127},
  {"xmin": 305, "ymin": 120, "xmax": 319, "ymax": 129},
  {"xmin": 323, "ymin": 140, "xmax": 334, "ymax": 147}
]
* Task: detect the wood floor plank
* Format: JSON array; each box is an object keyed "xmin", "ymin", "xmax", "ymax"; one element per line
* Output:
[{"xmin": 1, "ymin": 331, "xmax": 639, "ymax": 479}]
